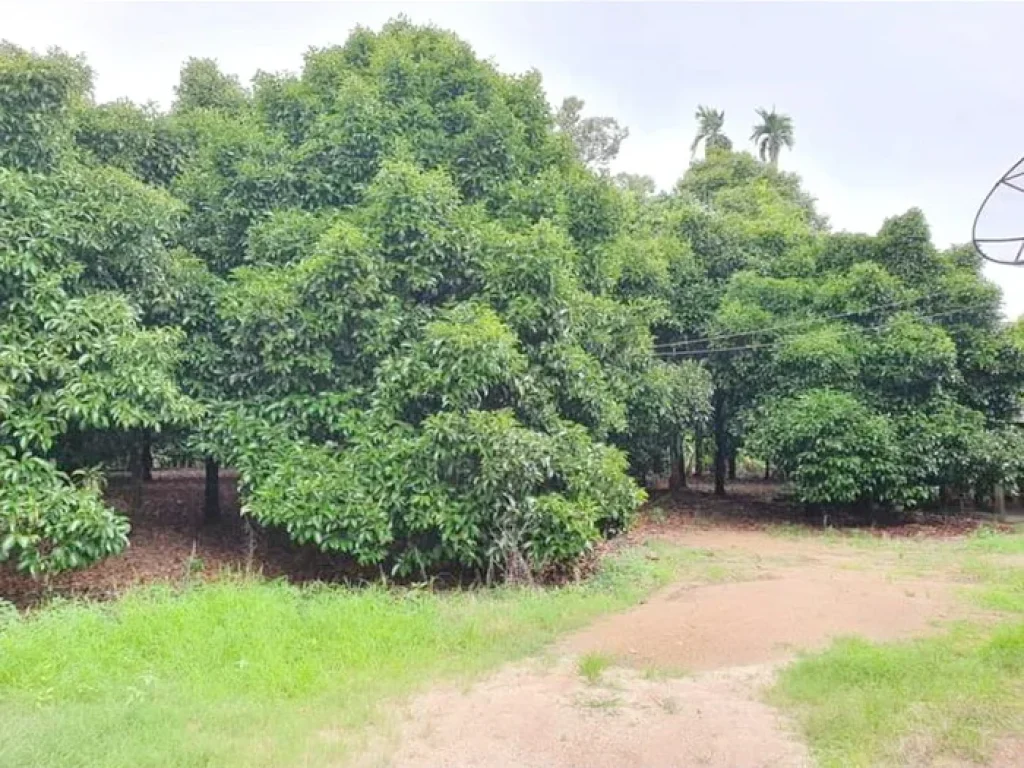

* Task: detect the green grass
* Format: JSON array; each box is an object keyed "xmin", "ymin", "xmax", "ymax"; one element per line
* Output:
[
  {"xmin": 963, "ymin": 525, "xmax": 1024, "ymax": 554},
  {"xmin": 768, "ymin": 521, "xmax": 1024, "ymax": 550},
  {"xmin": 577, "ymin": 652, "xmax": 614, "ymax": 684},
  {"xmin": 0, "ymin": 539, "xmax": 711, "ymax": 768},
  {"xmin": 771, "ymin": 527, "xmax": 1024, "ymax": 768},
  {"xmin": 773, "ymin": 624, "xmax": 1024, "ymax": 768}
]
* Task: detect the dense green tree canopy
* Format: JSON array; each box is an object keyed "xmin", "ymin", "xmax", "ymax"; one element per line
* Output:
[
  {"xmin": 0, "ymin": 45, "xmax": 197, "ymax": 574},
  {"xmin": 67, "ymin": 19, "xmax": 708, "ymax": 580},
  {"xmin": 2, "ymin": 18, "xmax": 1021, "ymax": 581}
]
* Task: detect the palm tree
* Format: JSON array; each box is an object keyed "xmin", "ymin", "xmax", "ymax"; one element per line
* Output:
[
  {"xmin": 750, "ymin": 107, "xmax": 794, "ymax": 167},
  {"xmin": 690, "ymin": 106, "xmax": 730, "ymax": 159}
]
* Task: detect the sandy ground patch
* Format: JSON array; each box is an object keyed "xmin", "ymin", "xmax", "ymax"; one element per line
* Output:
[
  {"xmin": 355, "ymin": 660, "xmax": 811, "ymax": 768},
  {"xmin": 565, "ymin": 530, "xmax": 967, "ymax": 672},
  {"xmin": 355, "ymin": 528, "xmax": 987, "ymax": 768}
]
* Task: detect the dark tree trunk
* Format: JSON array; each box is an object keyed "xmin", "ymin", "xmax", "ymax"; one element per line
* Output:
[
  {"xmin": 727, "ymin": 450, "xmax": 737, "ymax": 481},
  {"xmin": 204, "ymin": 457, "xmax": 220, "ymax": 523},
  {"xmin": 141, "ymin": 430, "xmax": 153, "ymax": 482},
  {"xmin": 693, "ymin": 429, "xmax": 704, "ymax": 477},
  {"xmin": 669, "ymin": 438, "xmax": 687, "ymax": 492},
  {"xmin": 128, "ymin": 433, "xmax": 145, "ymax": 513},
  {"xmin": 713, "ymin": 395, "xmax": 727, "ymax": 497},
  {"xmin": 669, "ymin": 458, "xmax": 683, "ymax": 492},
  {"xmin": 764, "ymin": 459, "xmax": 771, "ymax": 481}
]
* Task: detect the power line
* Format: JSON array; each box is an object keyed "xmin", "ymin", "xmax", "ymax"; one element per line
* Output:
[
  {"xmin": 657, "ymin": 304, "xmax": 988, "ymax": 359},
  {"xmin": 655, "ymin": 303, "xmax": 992, "ymax": 361},
  {"xmin": 651, "ymin": 289, "xmax": 953, "ymax": 352}
]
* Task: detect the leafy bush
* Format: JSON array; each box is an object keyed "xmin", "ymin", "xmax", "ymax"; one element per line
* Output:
[
  {"xmin": 748, "ymin": 389, "xmax": 903, "ymax": 506},
  {"xmin": 240, "ymin": 408, "xmax": 643, "ymax": 579},
  {"xmin": 0, "ymin": 454, "xmax": 129, "ymax": 575}
]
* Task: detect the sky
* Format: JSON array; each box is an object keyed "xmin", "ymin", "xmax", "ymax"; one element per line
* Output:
[{"xmin": 5, "ymin": 0, "xmax": 1024, "ymax": 316}]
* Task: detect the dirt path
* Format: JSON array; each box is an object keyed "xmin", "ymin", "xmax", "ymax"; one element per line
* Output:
[
  {"xmin": 356, "ymin": 660, "xmax": 811, "ymax": 768},
  {"xmin": 566, "ymin": 530, "xmax": 964, "ymax": 672},
  {"xmin": 357, "ymin": 529, "xmax": 983, "ymax": 768}
]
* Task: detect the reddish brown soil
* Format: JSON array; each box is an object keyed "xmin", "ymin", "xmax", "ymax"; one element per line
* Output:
[
  {"xmin": 2, "ymin": 472, "xmax": 1011, "ymax": 608},
  {"xmin": 651, "ymin": 482, "xmax": 1017, "ymax": 539},
  {"xmin": 0, "ymin": 469, "xmax": 372, "ymax": 607},
  {"xmin": 566, "ymin": 533, "xmax": 966, "ymax": 672}
]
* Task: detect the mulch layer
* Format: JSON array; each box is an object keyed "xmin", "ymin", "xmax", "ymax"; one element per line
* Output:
[{"xmin": 1, "ymin": 471, "xmax": 1017, "ymax": 608}]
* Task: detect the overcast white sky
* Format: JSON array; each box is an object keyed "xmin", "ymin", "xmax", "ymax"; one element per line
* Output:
[{"xmin": 5, "ymin": 1, "xmax": 1024, "ymax": 316}]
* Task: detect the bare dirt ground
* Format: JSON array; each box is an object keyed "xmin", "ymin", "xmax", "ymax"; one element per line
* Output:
[
  {"xmin": 355, "ymin": 659, "xmax": 812, "ymax": 768},
  {"xmin": 358, "ymin": 525, "xmax": 1000, "ymax": 768},
  {"xmin": 565, "ymin": 532, "xmax": 965, "ymax": 672}
]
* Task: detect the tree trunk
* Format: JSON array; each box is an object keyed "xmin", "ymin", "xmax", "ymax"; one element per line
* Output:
[
  {"xmin": 668, "ymin": 458, "xmax": 683, "ymax": 493},
  {"xmin": 994, "ymin": 482, "xmax": 1007, "ymax": 522},
  {"xmin": 668, "ymin": 438, "xmax": 687, "ymax": 492},
  {"xmin": 713, "ymin": 395, "xmax": 727, "ymax": 497},
  {"xmin": 764, "ymin": 459, "xmax": 770, "ymax": 481},
  {"xmin": 693, "ymin": 429, "xmax": 704, "ymax": 477},
  {"xmin": 204, "ymin": 457, "xmax": 220, "ymax": 523},
  {"xmin": 128, "ymin": 434, "xmax": 145, "ymax": 513},
  {"xmin": 141, "ymin": 430, "xmax": 153, "ymax": 482},
  {"xmin": 727, "ymin": 449, "xmax": 737, "ymax": 481}
]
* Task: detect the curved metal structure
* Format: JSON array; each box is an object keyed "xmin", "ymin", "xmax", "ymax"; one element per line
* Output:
[{"xmin": 973, "ymin": 155, "xmax": 1024, "ymax": 265}]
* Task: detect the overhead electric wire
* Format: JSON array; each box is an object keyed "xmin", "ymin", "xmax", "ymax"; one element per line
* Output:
[
  {"xmin": 650, "ymin": 289, "xmax": 952, "ymax": 353},
  {"xmin": 655, "ymin": 302, "xmax": 992, "ymax": 361}
]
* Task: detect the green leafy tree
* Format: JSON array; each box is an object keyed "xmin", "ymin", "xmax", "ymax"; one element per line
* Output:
[
  {"xmin": 156, "ymin": 22, "xmax": 708, "ymax": 579},
  {"xmin": 613, "ymin": 172, "xmax": 657, "ymax": 198},
  {"xmin": 554, "ymin": 96, "xmax": 630, "ymax": 170},
  {"xmin": 749, "ymin": 389, "xmax": 903, "ymax": 507},
  {"xmin": 725, "ymin": 207, "xmax": 1024, "ymax": 511},
  {"xmin": 74, "ymin": 100, "xmax": 188, "ymax": 187},
  {"xmin": 172, "ymin": 57, "xmax": 249, "ymax": 115},
  {"xmin": 0, "ymin": 45, "xmax": 197, "ymax": 574}
]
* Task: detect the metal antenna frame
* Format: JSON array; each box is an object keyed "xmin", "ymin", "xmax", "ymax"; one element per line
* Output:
[{"xmin": 973, "ymin": 155, "xmax": 1024, "ymax": 265}]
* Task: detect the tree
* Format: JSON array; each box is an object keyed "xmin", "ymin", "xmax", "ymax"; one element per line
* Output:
[
  {"xmin": 613, "ymin": 172, "xmax": 657, "ymax": 198},
  {"xmin": 0, "ymin": 45, "xmax": 197, "ymax": 575},
  {"xmin": 6, "ymin": 19, "xmax": 1020, "ymax": 579},
  {"xmin": 555, "ymin": 96, "xmax": 630, "ymax": 170},
  {"xmin": 657, "ymin": 147, "xmax": 822, "ymax": 495},
  {"xmin": 690, "ymin": 105, "xmax": 731, "ymax": 159},
  {"xmin": 750, "ymin": 107, "xmax": 794, "ymax": 167},
  {"xmin": 159, "ymin": 21, "xmax": 707, "ymax": 580},
  {"xmin": 74, "ymin": 99, "xmax": 188, "ymax": 187},
  {"xmin": 172, "ymin": 57, "xmax": 248, "ymax": 115},
  {"xmin": 749, "ymin": 389, "xmax": 903, "ymax": 508},
  {"xmin": 727, "ymin": 206, "xmax": 1024, "ymax": 512}
]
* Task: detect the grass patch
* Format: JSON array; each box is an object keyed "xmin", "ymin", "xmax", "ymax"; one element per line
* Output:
[
  {"xmin": 963, "ymin": 526, "xmax": 1024, "ymax": 554},
  {"xmin": 577, "ymin": 652, "xmax": 614, "ymax": 684},
  {"xmin": 0, "ymin": 539, "xmax": 704, "ymax": 768},
  {"xmin": 772, "ymin": 527, "xmax": 1024, "ymax": 767},
  {"xmin": 972, "ymin": 567, "xmax": 1024, "ymax": 614},
  {"xmin": 772, "ymin": 624, "xmax": 1024, "ymax": 768}
]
